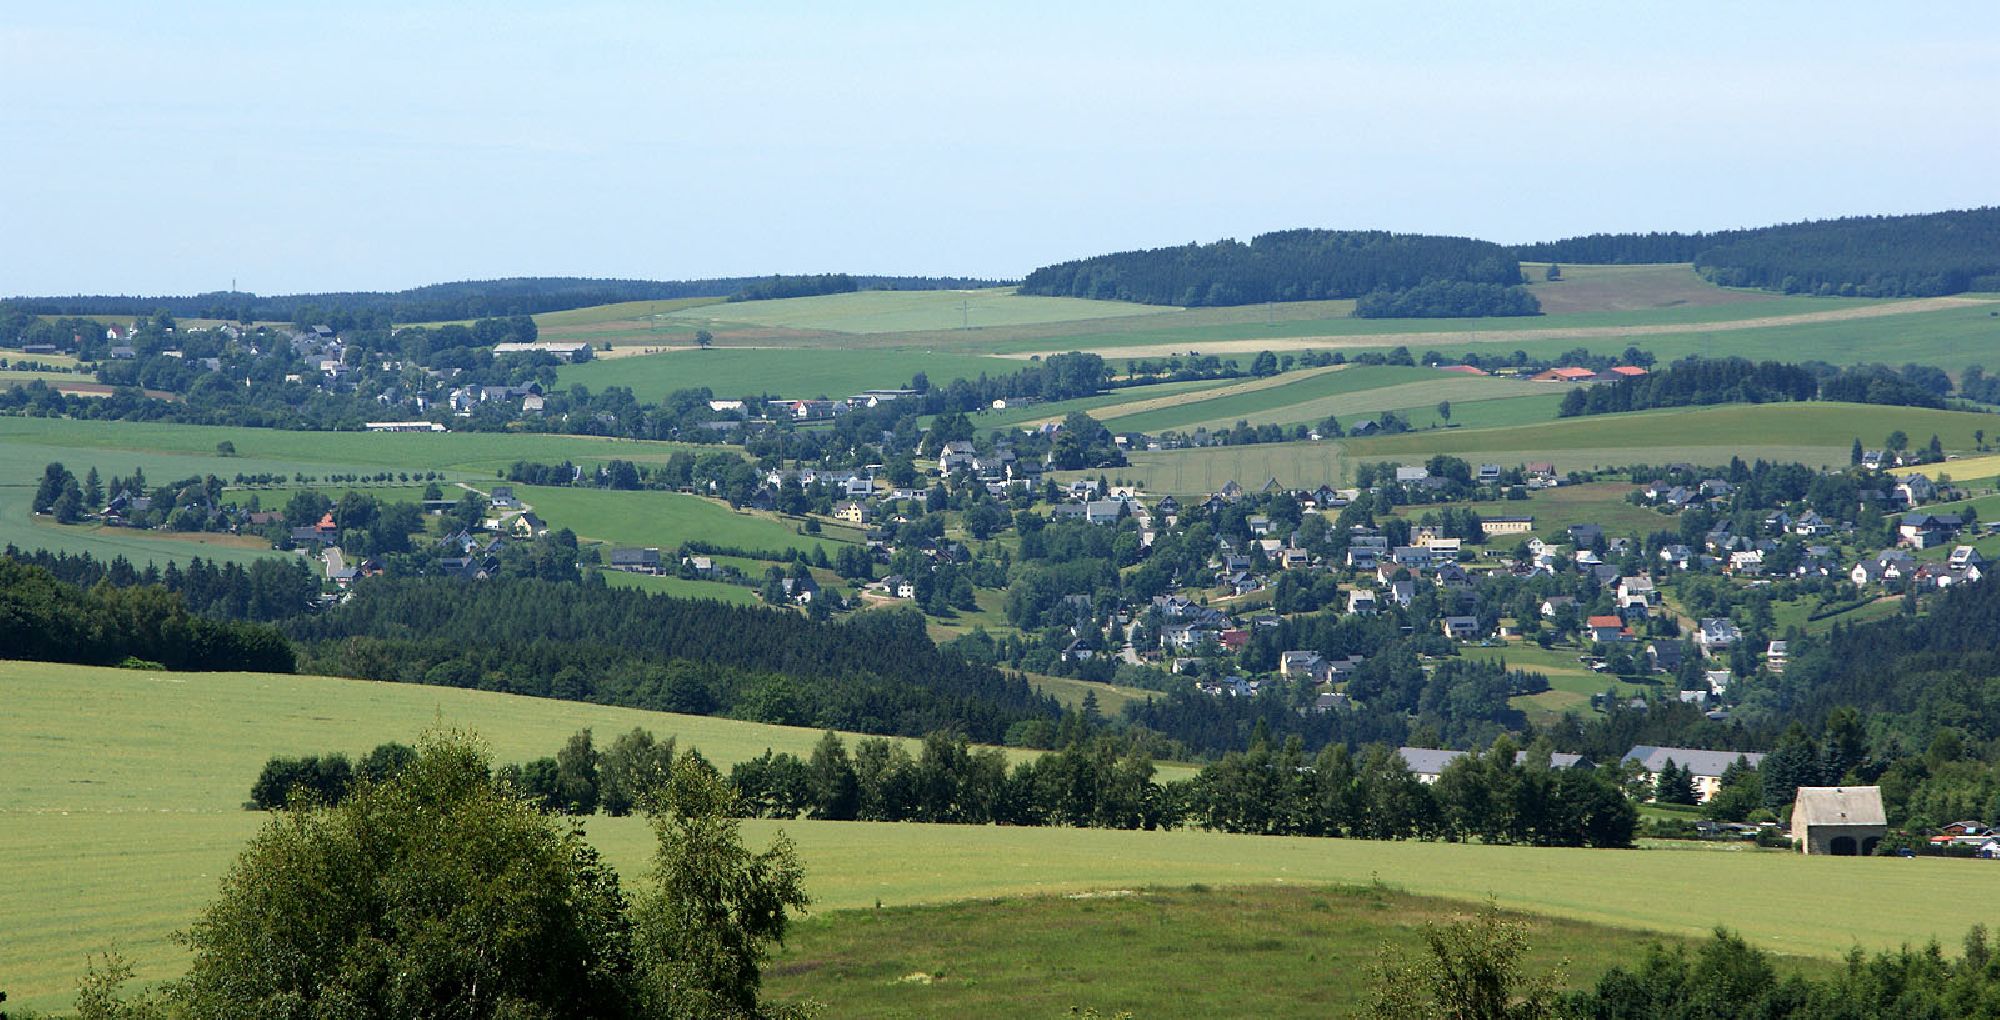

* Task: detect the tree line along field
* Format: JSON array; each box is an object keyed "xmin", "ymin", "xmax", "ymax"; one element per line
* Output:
[
  {"xmin": 8, "ymin": 658, "xmax": 1998, "ymax": 1013},
  {"xmin": 1112, "ymin": 402, "xmax": 2000, "ymax": 495}
]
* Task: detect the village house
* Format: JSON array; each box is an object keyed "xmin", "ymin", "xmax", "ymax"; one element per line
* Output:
[
  {"xmin": 1623, "ymin": 746, "xmax": 1766, "ymax": 803},
  {"xmin": 1398, "ymin": 747, "xmax": 1591, "ymax": 784},
  {"xmin": 606, "ymin": 547, "xmax": 664, "ymax": 575},
  {"xmin": 1479, "ymin": 515, "xmax": 1534, "ymax": 537},
  {"xmin": 1585, "ymin": 615, "xmax": 1630, "ymax": 643},
  {"xmin": 1440, "ymin": 615, "xmax": 1482, "ymax": 640},
  {"xmin": 1694, "ymin": 617, "xmax": 1741, "ymax": 656}
]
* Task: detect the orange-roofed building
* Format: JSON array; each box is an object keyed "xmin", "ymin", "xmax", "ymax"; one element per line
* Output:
[
  {"xmin": 1609, "ymin": 365, "xmax": 1649, "ymax": 377},
  {"xmin": 1438, "ymin": 364, "xmax": 1490, "ymax": 376},
  {"xmin": 1586, "ymin": 615, "xmax": 1632, "ymax": 642}
]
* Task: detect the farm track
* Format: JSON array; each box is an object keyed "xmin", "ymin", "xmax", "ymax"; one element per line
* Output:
[{"xmin": 1003, "ymin": 296, "xmax": 1993, "ymax": 359}]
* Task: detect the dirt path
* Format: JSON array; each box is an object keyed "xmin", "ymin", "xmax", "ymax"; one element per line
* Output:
[
  {"xmin": 1020, "ymin": 365, "xmax": 1349, "ymax": 427},
  {"xmin": 1003, "ymin": 296, "xmax": 1992, "ymax": 360}
]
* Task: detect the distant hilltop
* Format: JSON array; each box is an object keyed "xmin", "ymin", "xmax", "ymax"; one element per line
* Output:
[
  {"xmin": 0, "ymin": 274, "xmax": 1009, "ymax": 324},
  {"xmin": 1022, "ymin": 206, "xmax": 2000, "ymax": 309}
]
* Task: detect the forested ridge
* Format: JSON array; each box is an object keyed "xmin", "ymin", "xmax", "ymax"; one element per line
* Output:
[
  {"xmin": 1018, "ymin": 229, "xmax": 1531, "ymax": 309},
  {"xmin": 287, "ymin": 577, "xmax": 1059, "ymax": 742},
  {"xmin": 1517, "ymin": 206, "xmax": 2000, "ymax": 296},
  {"xmin": 2, "ymin": 273, "xmax": 1003, "ymax": 323}
]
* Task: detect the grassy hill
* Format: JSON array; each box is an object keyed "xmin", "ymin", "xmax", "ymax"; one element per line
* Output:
[
  {"xmin": 7, "ymin": 658, "xmax": 1998, "ymax": 1012},
  {"xmin": 652, "ymin": 287, "xmax": 1171, "ymax": 334},
  {"xmin": 765, "ymin": 884, "xmax": 1731, "ymax": 1018}
]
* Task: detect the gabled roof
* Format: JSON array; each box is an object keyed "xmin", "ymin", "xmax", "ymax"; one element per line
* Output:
[
  {"xmin": 1623, "ymin": 745, "xmax": 1764, "ymax": 777},
  {"xmin": 1793, "ymin": 786, "xmax": 1886, "ymax": 828}
]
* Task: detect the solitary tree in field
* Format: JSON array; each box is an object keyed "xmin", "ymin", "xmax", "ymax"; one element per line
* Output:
[
  {"xmin": 1437, "ymin": 401, "xmax": 1453, "ymax": 424},
  {"xmin": 1544, "ymin": 264, "xmax": 1562, "ymax": 281},
  {"xmin": 146, "ymin": 731, "xmax": 813, "ymax": 1020},
  {"xmin": 695, "ymin": 329, "xmax": 714, "ymax": 349},
  {"xmin": 1368, "ymin": 906, "xmax": 1562, "ymax": 1020}
]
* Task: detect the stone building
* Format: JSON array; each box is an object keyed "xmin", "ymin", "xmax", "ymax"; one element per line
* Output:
[{"xmin": 1791, "ymin": 786, "xmax": 1887, "ymax": 856}]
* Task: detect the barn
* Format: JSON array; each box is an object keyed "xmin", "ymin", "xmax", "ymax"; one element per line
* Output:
[{"xmin": 1791, "ymin": 786, "xmax": 1886, "ymax": 856}]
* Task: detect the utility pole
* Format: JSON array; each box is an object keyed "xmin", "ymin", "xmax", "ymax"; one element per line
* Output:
[{"xmin": 960, "ymin": 299, "xmax": 970, "ymax": 330}]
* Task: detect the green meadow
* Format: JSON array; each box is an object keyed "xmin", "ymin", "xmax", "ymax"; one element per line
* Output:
[
  {"xmin": 599, "ymin": 568, "xmax": 762, "ymax": 605},
  {"xmin": 980, "ymin": 293, "xmax": 1902, "ymax": 356},
  {"xmin": 1344, "ymin": 402, "xmax": 1995, "ymax": 470},
  {"xmin": 764, "ymin": 885, "xmax": 1726, "ymax": 1018},
  {"xmin": 653, "ymin": 287, "xmax": 1172, "ymax": 334},
  {"xmin": 1103, "ymin": 367, "xmax": 1555, "ymax": 434},
  {"xmin": 557, "ymin": 347, "xmax": 1019, "ymax": 401},
  {"xmin": 7, "ymin": 658, "xmax": 1997, "ymax": 1013},
  {"xmin": 521, "ymin": 484, "xmax": 860, "ymax": 556}
]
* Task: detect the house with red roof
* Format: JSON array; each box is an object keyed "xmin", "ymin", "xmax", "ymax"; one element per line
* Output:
[{"xmin": 1586, "ymin": 614, "xmax": 1631, "ymax": 643}]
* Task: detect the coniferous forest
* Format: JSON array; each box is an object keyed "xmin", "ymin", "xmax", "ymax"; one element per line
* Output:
[
  {"xmin": 1517, "ymin": 207, "xmax": 2000, "ymax": 296},
  {"xmin": 1018, "ymin": 229, "xmax": 1530, "ymax": 309},
  {"xmin": 1558, "ymin": 357, "xmax": 1950, "ymax": 416}
]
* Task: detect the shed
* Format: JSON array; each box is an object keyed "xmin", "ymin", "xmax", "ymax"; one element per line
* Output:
[{"xmin": 1791, "ymin": 786, "xmax": 1886, "ymax": 857}]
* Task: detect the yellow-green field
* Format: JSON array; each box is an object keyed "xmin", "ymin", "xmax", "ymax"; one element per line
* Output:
[
  {"xmin": 5, "ymin": 659, "xmax": 1996, "ymax": 1012},
  {"xmin": 1116, "ymin": 402, "xmax": 1996, "ymax": 495},
  {"xmin": 652, "ymin": 287, "xmax": 1174, "ymax": 335}
]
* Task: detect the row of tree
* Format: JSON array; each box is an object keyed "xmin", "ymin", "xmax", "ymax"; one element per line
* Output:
[
  {"xmin": 1558, "ymin": 357, "xmax": 1950, "ymax": 417},
  {"xmin": 262, "ymin": 727, "xmax": 1636, "ymax": 852},
  {"xmin": 1351, "ymin": 280, "xmax": 1541, "ymax": 318}
]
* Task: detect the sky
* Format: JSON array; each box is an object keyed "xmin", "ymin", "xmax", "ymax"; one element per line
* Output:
[{"xmin": 3, "ymin": 2, "xmax": 1996, "ymax": 295}]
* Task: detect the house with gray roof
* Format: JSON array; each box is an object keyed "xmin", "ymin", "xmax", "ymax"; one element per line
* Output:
[{"xmin": 1623, "ymin": 745, "xmax": 1765, "ymax": 803}]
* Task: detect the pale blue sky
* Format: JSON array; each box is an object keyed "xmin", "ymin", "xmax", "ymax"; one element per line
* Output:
[{"xmin": 3, "ymin": 3, "xmax": 1995, "ymax": 295}]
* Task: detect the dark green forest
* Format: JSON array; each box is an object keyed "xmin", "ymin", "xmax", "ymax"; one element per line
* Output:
[
  {"xmin": 0, "ymin": 273, "xmax": 1002, "ymax": 324},
  {"xmin": 1517, "ymin": 207, "xmax": 2000, "ymax": 297},
  {"xmin": 286, "ymin": 578, "xmax": 1060, "ymax": 743},
  {"xmin": 0, "ymin": 558, "xmax": 295, "ymax": 672},
  {"xmin": 1557, "ymin": 357, "xmax": 1949, "ymax": 417},
  {"xmin": 1018, "ymin": 229, "xmax": 1527, "ymax": 308}
]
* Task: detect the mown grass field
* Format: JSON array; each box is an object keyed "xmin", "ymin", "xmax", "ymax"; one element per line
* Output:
[
  {"xmin": 519, "ymin": 485, "xmax": 860, "ymax": 557},
  {"xmin": 985, "ymin": 294, "xmax": 1911, "ymax": 357},
  {"xmin": 1115, "ymin": 402, "xmax": 1992, "ymax": 495},
  {"xmin": 1517, "ymin": 262, "xmax": 1784, "ymax": 315},
  {"xmin": 764, "ymin": 884, "xmax": 1741, "ymax": 1018},
  {"xmin": 652, "ymin": 287, "xmax": 1173, "ymax": 335},
  {"xmin": 1104, "ymin": 369, "xmax": 1556, "ymax": 436},
  {"xmin": 1103, "ymin": 365, "xmax": 1434, "ymax": 433},
  {"xmin": 6, "ymin": 658, "xmax": 1995, "ymax": 1012},
  {"xmin": 1118, "ymin": 441, "xmax": 1347, "ymax": 495},
  {"xmin": 10, "ymin": 810, "xmax": 1988, "ymax": 1012},
  {"xmin": 556, "ymin": 347, "xmax": 1018, "ymax": 401},
  {"xmin": 1346, "ymin": 403, "xmax": 1994, "ymax": 472},
  {"xmin": 599, "ymin": 568, "xmax": 762, "ymax": 605}
]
